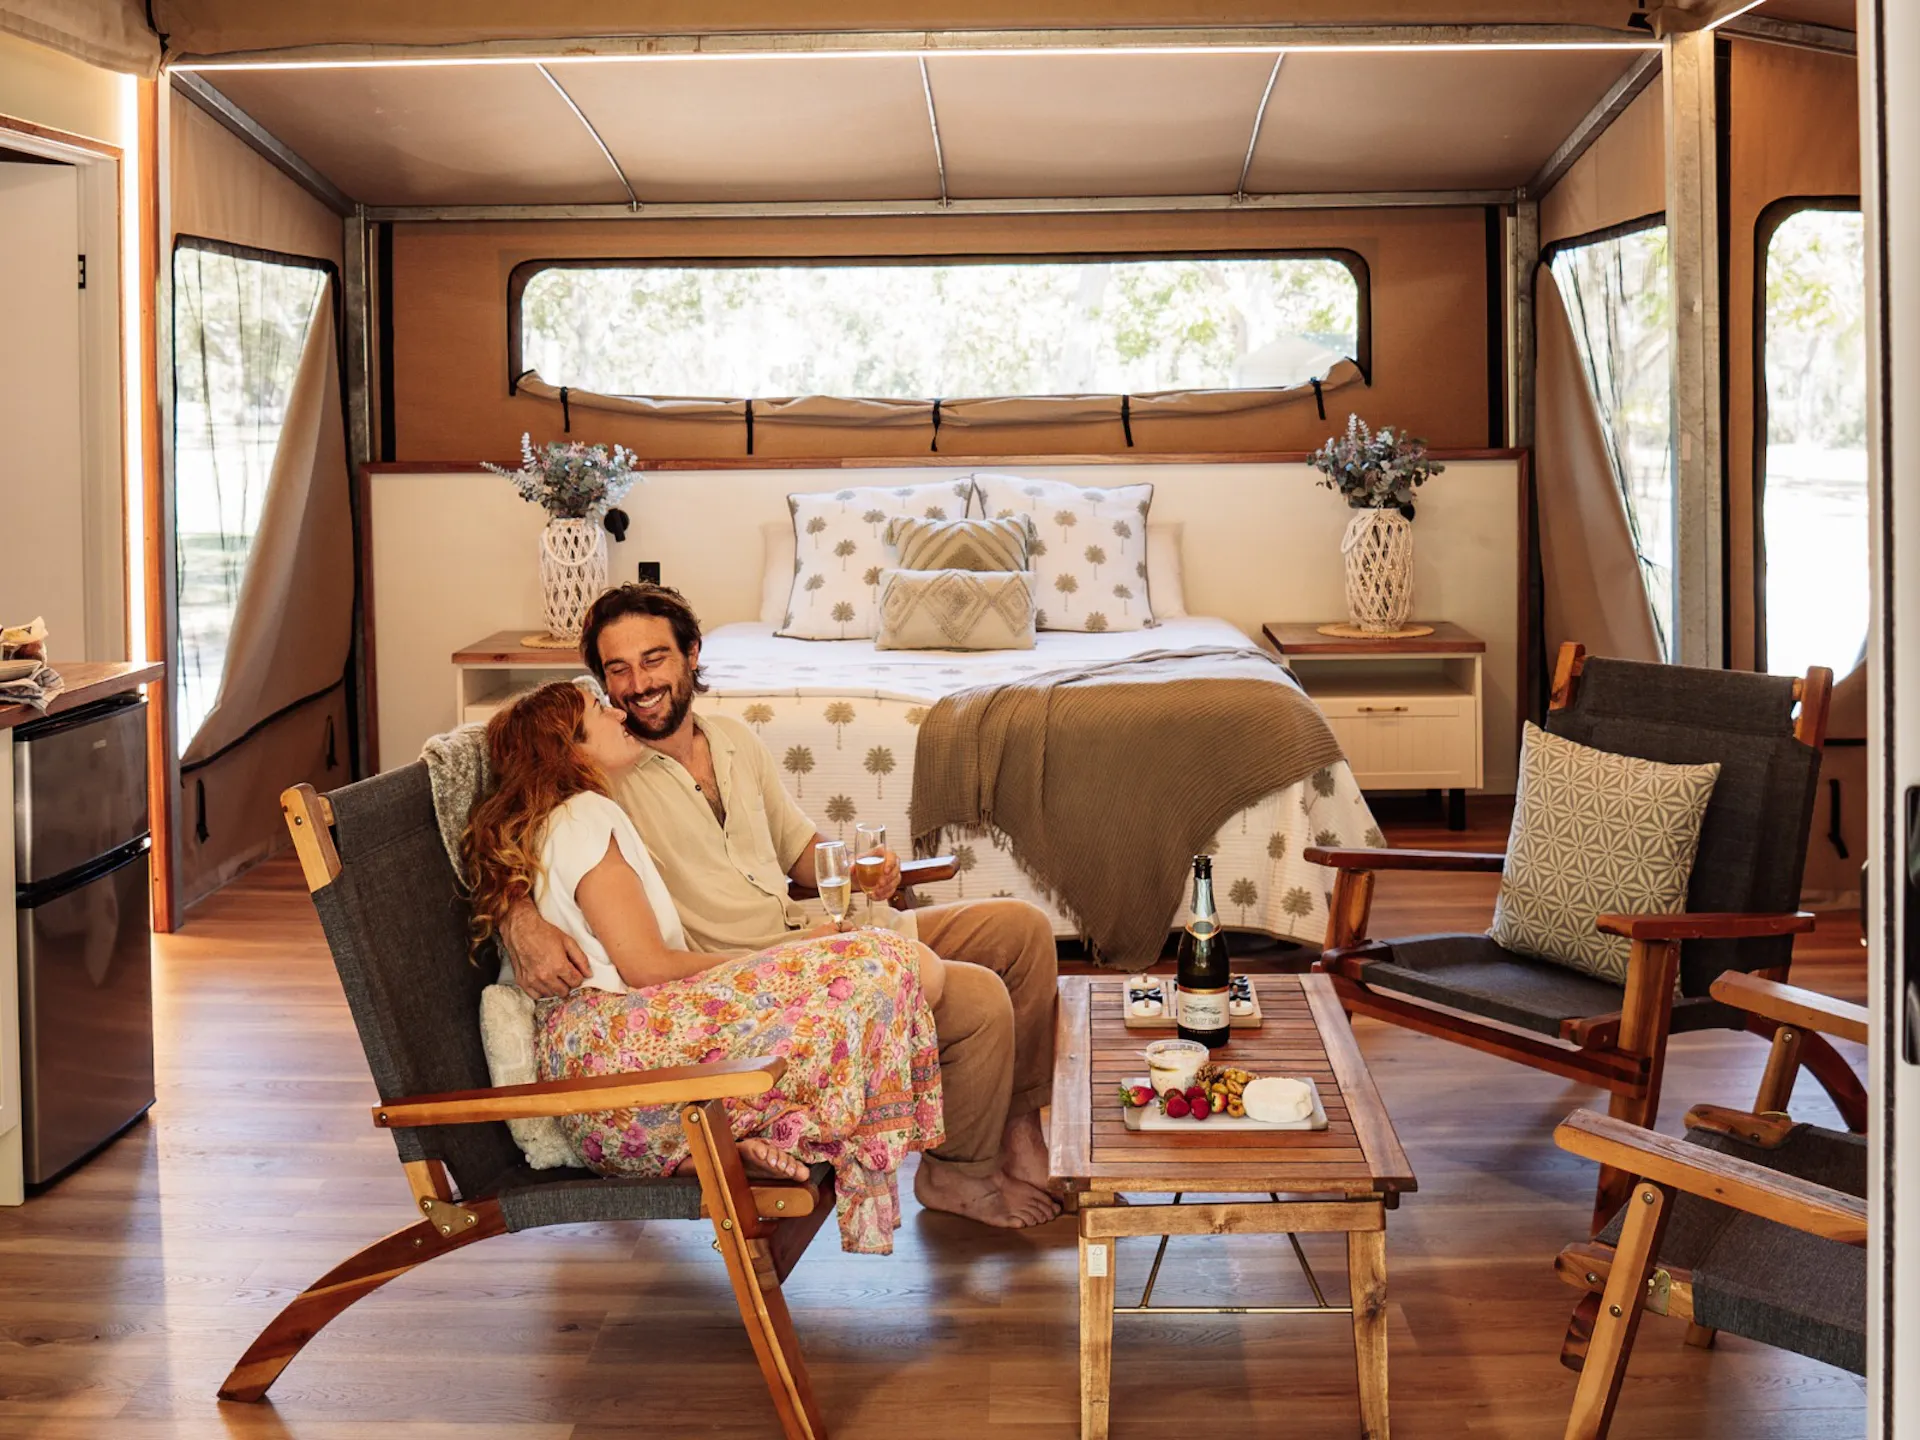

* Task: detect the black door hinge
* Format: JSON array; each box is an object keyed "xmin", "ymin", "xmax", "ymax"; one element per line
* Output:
[{"xmin": 77, "ymin": 254, "xmax": 86, "ymax": 289}]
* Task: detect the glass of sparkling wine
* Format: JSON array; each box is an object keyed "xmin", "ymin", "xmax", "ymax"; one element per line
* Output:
[
  {"xmin": 853, "ymin": 823, "xmax": 888, "ymax": 920},
  {"xmin": 815, "ymin": 841, "xmax": 853, "ymax": 929}
]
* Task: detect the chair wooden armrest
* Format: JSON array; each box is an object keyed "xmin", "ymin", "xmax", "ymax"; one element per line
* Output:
[
  {"xmin": 372, "ymin": 1056, "xmax": 787, "ymax": 1129},
  {"xmin": 1553, "ymin": 1108, "xmax": 1867, "ymax": 1246},
  {"xmin": 1709, "ymin": 971, "xmax": 1869, "ymax": 1046},
  {"xmin": 1304, "ymin": 845, "xmax": 1506, "ymax": 872},
  {"xmin": 1594, "ymin": 911, "xmax": 1815, "ymax": 941},
  {"xmin": 787, "ymin": 855, "xmax": 956, "ymax": 900}
]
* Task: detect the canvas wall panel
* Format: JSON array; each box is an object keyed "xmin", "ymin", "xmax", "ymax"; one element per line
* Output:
[
  {"xmin": 170, "ymin": 95, "xmax": 343, "ymax": 262},
  {"xmin": 1539, "ymin": 73, "xmax": 1664, "ymax": 245},
  {"xmin": 390, "ymin": 207, "xmax": 1494, "ymax": 463}
]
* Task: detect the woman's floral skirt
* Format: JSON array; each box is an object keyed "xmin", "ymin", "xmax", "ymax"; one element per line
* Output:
[{"xmin": 535, "ymin": 928, "xmax": 943, "ymax": 1254}]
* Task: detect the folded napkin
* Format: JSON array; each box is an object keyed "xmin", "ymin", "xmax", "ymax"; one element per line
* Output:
[{"xmin": 0, "ymin": 618, "xmax": 63, "ymax": 713}]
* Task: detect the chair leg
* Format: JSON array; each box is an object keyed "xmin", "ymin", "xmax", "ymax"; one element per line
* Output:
[
  {"xmin": 1596, "ymin": 940, "xmax": 1678, "ymax": 1234},
  {"xmin": 1683, "ymin": 1322, "xmax": 1718, "ymax": 1350},
  {"xmin": 1561, "ymin": 1292, "xmax": 1601, "ymax": 1372},
  {"xmin": 684, "ymin": 1100, "xmax": 829, "ymax": 1440},
  {"xmin": 1791, "ymin": 1028, "xmax": 1870, "ymax": 1133},
  {"xmin": 1564, "ymin": 1182, "xmax": 1672, "ymax": 1440},
  {"xmin": 217, "ymin": 1200, "xmax": 507, "ymax": 1402}
]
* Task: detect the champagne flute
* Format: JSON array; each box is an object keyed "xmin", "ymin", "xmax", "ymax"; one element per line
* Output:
[
  {"xmin": 815, "ymin": 841, "xmax": 853, "ymax": 930},
  {"xmin": 853, "ymin": 823, "xmax": 888, "ymax": 921}
]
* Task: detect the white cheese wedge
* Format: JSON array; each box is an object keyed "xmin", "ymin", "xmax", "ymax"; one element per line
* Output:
[
  {"xmin": 1129, "ymin": 998, "xmax": 1164, "ymax": 1018},
  {"xmin": 1242, "ymin": 1076, "xmax": 1313, "ymax": 1125}
]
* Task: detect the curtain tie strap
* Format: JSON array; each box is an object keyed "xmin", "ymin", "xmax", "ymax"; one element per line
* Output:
[
  {"xmin": 744, "ymin": 399, "xmax": 754, "ymax": 456},
  {"xmin": 559, "ymin": 386, "xmax": 571, "ymax": 433},
  {"xmin": 930, "ymin": 398, "xmax": 943, "ymax": 453},
  {"xmin": 194, "ymin": 778, "xmax": 209, "ymax": 843},
  {"xmin": 324, "ymin": 714, "xmax": 337, "ymax": 770},
  {"xmin": 1311, "ymin": 377, "xmax": 1326, "ymax": 421},
  {"xmin": 1120, "ymin": 394, "xmax": 1134, "ymax": 448}
]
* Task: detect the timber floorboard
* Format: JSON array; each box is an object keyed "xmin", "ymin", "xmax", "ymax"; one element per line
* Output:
[{"xmin": 0, "ymin": 798, "xmax": 1867, "ymax": 1438}]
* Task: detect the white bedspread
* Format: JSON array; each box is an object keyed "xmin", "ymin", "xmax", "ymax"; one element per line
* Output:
[{"xmin": 692, "ymin": 620, "xmax": 1383, "ymax": 948}]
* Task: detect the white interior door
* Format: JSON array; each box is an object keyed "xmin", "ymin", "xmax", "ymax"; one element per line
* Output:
[{"xmin": 0, "ymin": 161, "xmax": 85, "ymax": 653}]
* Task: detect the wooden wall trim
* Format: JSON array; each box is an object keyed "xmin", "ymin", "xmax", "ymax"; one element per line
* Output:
[{"xmin": 0, "ymin": 108, "xmax": 120, "ymax": 160}]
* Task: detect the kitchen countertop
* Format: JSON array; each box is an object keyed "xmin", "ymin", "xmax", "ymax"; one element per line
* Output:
[{"xmin": 0, "ymin": 661, "xmax": 165, "ymax": 732}]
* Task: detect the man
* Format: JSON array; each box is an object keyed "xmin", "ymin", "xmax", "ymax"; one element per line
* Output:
[{"xmin": 502, "ymin": 583, "xmax": 1060, "ymax": 1230}]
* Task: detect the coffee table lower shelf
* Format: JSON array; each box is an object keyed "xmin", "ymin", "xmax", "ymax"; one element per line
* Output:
[{"xmin": 1050, "ymin": 974, "xmax": 1416, "ymax": 1440}]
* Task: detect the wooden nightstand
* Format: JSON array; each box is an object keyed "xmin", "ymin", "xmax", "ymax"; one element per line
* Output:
[
  {"xmin": 1262, "ymin": 621, "xmax": 1485, "ymax": 831},
  {"xmin": 451, "ymin": 630, "xmax": 587, "ymax": 725}
]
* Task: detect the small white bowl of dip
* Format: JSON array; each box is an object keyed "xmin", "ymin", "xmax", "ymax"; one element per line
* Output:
[{"xmin": 1143, "ymin": 1038, "xmax": 1208, "ymax": 1095}]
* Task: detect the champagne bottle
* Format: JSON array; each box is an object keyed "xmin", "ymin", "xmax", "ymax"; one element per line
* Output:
[{"xmin": 1176, "ymin": 855, "xmax": 1231, "ymax": 1048}]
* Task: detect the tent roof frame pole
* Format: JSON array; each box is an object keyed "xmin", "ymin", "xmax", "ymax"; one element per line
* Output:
[
  {"xmin": 168, "ymin": 70, "xmax": 354, "ymax": 215},
  {"xmin": 1524, "ymin": 49, "xmax": 1662, "ymax": 198},
  {"xmin": 166, "ymin": 23, "xmax": 1658, "ymax": 68},
  {"xmin": 364, "ymin": 189, "xmax": 1516, "ymax": 223},
  {"xmin": 537, "ymin": 62, "xmax": 640, "ymax": 209},
  {"xmin": 1718, "ymin": 15, "xmax": 1856, "ymax": 55},
  {"xmin": 918, "ymin": 57, "xmax": 949, "ymax": 207},
  {"xmin": 1234, "ymin": 53, "xmax": 1285, "ymax": 201}
]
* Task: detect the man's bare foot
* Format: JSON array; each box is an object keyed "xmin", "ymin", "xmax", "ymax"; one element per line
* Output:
[
  {"xmin": 999, "ymin": 1111, "xmax": 1054, "ymax": 1193},
  {"xmin": 738, "ymin": 1137, "xmax": 809, "ymax": 1182},
  {"xmin": 914, "ymin": 1158, "xmax": 1057, "ymax": 1229}
]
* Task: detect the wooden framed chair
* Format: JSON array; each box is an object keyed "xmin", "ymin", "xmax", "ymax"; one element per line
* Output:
[
  {"xmin": 1550, "ymin": 972, "xmax": 1867, "ymax": 1439},
  {"xmin": 1307, "ymin": 643, "xmax": 1861, "ymax": 1230},
  {"xmin": 218, "ymin": 765, "xmax": 949, "ymax": 1436}
]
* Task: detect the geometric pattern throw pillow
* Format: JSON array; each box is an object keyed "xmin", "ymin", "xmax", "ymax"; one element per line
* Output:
[
  {"xmin": 886, "ymin": 514, "xmax": 1034, "ymax": 573},
  {"xmin": 778, "ymin": 480, "xmax": 973, "ymax": 640},
  {"xmin": 970, "ymin": 471, "xmax": 1155, "ymax": 632},
  {"xmin": 874, "ymin": 568, "xmax": 1036, "ymax": 650},
  {"xmin": 1488, "ymin": 722, "xmax": 1720, "ymax": 986}
]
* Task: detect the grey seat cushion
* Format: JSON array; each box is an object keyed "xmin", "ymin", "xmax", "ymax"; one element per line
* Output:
[
  {"xmin": 1358, "ymin": 935, "xmax": 1736, "ymax": 1037},
  {"xmin": 495, "ymin": 1162, "xmax": 835, "ymax": 1231},
  {"xmin": 1595, "ymin": 1124, "xmax": 1866, "ymax": 1374}
]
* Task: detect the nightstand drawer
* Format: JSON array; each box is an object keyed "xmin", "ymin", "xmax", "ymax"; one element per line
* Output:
[{"xmin": 1320, "ymin": 696, "xmax": 1480, "ymax": 789}]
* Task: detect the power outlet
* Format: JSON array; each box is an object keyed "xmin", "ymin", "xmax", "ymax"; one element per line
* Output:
[{"xmin": 636, "ymin": 561, "xmax": 662, "ymax": 585}]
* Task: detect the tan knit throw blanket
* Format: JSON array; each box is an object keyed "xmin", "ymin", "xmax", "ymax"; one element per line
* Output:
[{"xmin": 911, "ymin": 645, "xmax": 1346, "ymax": 968}]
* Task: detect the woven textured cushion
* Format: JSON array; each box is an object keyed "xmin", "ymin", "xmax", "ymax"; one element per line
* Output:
[
  {"xmin": 1595, "ymin": 1124, "xmax": 1865, "ymax": 1374},
  {"xmin": 886, "ymin": 514, "xmax": 1033, "ymax": 572},
  {"xmin": 971, "ymin": 471, "xmax": 1154, "ymax": 631},
  {"xmin": 778, "ymin": 481, "xmax": 973, "ymax": 639},
  {"xmin": 478, "ymin": 985, "xmax": 577, "ymax": 1170},
  {"xmin": 1489, "ymin": 723, "xmax": 1719, "ymax": 984},
  {"xmin": 875, "ymin": 568, "xmax": 1036, "ymax": 651}
]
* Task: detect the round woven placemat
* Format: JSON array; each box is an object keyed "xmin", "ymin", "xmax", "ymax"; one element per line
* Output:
[
  {"xmin": 1315, "ymin": 622, "xmax": 1436, "ymax": 640},
  {"xmin": 518, "ymin": 632, "xmax": 584, "ymax": 651}
]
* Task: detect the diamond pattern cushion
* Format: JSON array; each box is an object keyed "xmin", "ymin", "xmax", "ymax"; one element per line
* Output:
[
  {"xmin": 886, "ymin": 514, "xmax": 1034, "ymax": 573},
  {"xmin": 875, "ymin": 568, "xmax": 1036, "ymax": 650},
  {"xmin": 1489, "ymin": 723, "xmax": 1720, "ymax": 985}
]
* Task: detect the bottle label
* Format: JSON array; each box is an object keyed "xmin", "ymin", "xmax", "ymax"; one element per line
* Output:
[{"xmin": 1179, "ymin": 986, "xmax": 1229, "ymax": 1032}]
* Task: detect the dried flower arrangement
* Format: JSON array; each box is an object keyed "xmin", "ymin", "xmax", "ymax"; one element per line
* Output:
[
  {"xmin": 1308, "ymin": 414, "xmax": 1445, "ymax": 521},
  {"xmin": 484, "ymin": 433, "xmax": 641, "ymax": 520}
]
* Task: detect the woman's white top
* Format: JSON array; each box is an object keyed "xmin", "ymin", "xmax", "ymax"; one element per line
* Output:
[{"xmin": 500, "ymin": 790, "xmax": 688, "ymax": 994}]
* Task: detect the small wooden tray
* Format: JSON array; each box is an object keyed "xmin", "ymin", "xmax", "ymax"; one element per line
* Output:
[
  {"xmin": 1121, "ymin": 976, "xmax": 1263, "ymax": 1030},
  {"xmin": 1120, "ymin": 1076, "xmax": 1328, "ymax": 1132}
]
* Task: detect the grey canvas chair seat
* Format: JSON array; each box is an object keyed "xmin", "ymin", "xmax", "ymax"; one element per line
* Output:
[
  {"xmin": 1594, "ymin": 1123, "xmax": 1866, "ymax": 1374},
  {"xmin": 220, "ymin": 763, "xmax": 840, "ymax": 1439},
  {"xmin": 1358, "ymin": 934, "xmax": 1741, "ymax": 1038}
]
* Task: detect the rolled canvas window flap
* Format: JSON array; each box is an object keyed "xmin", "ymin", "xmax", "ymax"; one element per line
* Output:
[
  {"xmin": 1533, "ymin": 270, "xmax": 1662, "ymax": 665},
  {"xmin": 178, "ymin": 300, "xmax": 354, "ymax": 902},
  {"xmin": 514, "ymin": 371, "xmax": 746, "ymax": 427},
  {"xmin": 0, "ymin": 0, "xmax": 159, "ymax": 75},
  {"xmin": 1128, "ymin": 358, "xmax": 1364, "ymax": 422}
]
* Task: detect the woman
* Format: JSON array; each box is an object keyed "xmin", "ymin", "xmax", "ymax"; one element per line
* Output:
[{"xmin": 462, "ymin": 681, "xmax": 944, "ymax": 1254}]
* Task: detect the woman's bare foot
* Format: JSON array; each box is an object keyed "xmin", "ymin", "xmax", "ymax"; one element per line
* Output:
[
  {"xmin": 914, "ymin": 1158, "xmax": 1057, "ymax": 1228},
  {"xmin": 738, "ymin": 1137, "xmax": 809, "ymax": 1182},
  {"xmin": 999, "ymin": 1111, "xmax": 1054, "ymax": 1193}
]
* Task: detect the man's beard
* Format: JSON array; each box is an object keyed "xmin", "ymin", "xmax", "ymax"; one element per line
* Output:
[{"xmin": 618, "ymin": 673, "xmax": 696, "ymax": 741}]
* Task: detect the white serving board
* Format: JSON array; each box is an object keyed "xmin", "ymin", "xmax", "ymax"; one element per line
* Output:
[{"xmin": 1120, "ymin": 1076, "xmax": 1328, "ymax": 1132}]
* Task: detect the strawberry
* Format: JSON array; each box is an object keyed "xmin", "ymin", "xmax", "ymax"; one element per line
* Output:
[
  {"xmin": 1184, "ymin": 1084, "xmax": 1206, "ymax": 1104},
  {"xmin": 1189, "ymin": 1096, "xmax": 1212, "ymax": 1121},
  {"xmin": 1125, "ymin": 1085, "xmax": 1155, "ymax": 1108},
  {"xmin": 1164, "ymin": 1093, "xmax": 1191, "ymax": 1119}
]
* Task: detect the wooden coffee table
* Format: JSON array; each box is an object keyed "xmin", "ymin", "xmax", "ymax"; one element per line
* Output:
[{"xmin": 1049, "ymin": 974, "xmax": 1417, "ymax": 1439}]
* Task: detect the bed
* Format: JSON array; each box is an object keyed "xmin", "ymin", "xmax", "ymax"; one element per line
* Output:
[{"xmin": 691, "ymin": 617, "xmax": 1383, "ymax": 946}]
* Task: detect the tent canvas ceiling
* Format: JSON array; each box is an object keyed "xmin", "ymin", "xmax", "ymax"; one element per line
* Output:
[{"xmin": 191, "ymin": 48, "xmax": 1646, "ymax": 208}]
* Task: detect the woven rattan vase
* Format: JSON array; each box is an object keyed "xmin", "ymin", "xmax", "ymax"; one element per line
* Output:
[
  {"xmin": 1341, "ymin": 508, "xmax": 1414, "ymax": 634},
  {"xmin": 540, "ymin": 517, "xmax": 608, "ymax": 641}
]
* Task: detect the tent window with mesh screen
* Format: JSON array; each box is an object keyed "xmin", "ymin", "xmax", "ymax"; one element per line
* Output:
[{"xmin": 516, "ymin": 255, "xmax": 1363, "ymax": 400}]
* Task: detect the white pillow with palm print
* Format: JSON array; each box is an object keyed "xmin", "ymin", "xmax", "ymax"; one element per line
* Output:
[
  {"xmin": 971, "ymin": 472, "xmax": 1156, "ymax": 632},
  {"xmin": 778, "ymin": 481, "xmax": 972, "ymax": 640}
]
